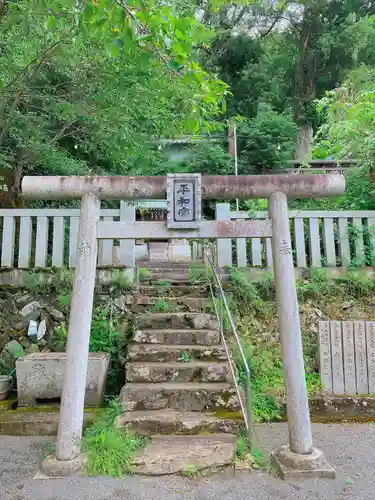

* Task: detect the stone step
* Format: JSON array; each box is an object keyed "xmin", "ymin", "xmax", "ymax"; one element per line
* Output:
[
  {"xmin": 135, "ymin": 312, "xmax": 218, "ymax": 330},
  {"xmin": 126, "ymin": 361, "xmax": 231, "ymax": 383},
  {"xmin": 139, "ymin": 270, "xmax": 192, "ymax": 282},
  {"xmin": 116, "ymin": 409, "xmax": 242, "ymax": 436},
  {"xmin": 133, "ymin": 329, "xmax": 220, "ymax": 346},
  {"xmin": 120, "ymin": 382, "xmax": 239, "ymax": 412},
  {"xmin": 131, "ymin": 434, "xmax": 236, "ymax": 475},
  {"xmin": 139, "ymin": 284, "xmax": 208, "ymax": 297},
  {"xmin": 129, "ymin": 344, "xmax": 226, "ymax": 362},
  {"xmin": 124, "ymin": 295, "xmax": 210, "ymax": 312},
  {"xmin": 141, "ymin": 279, "xmax": 205, "ymax": 287},
  {"xmin": 138, "ymin": 261, "xmax": 203, "ymax": 269},
  {"xmin": 139, "ymin": 268, "xmax": 207, "ymax": 283}
]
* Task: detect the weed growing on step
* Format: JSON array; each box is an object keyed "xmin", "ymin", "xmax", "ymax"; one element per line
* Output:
[
  {"xmin": 83, "ymin": 398, "xmax": 147, "ymax": 477},
  {"xmin": 151, "ymin": 299, "xmax": 173, "ymax": 313},
  {"xmin": 236, "ymin": 429, "xmax": 268, "ymax": 469},
  {"xmin": 155, "ymin": 280, "xmax": 171, "ymax": 296},
  {"xmin": 181, "ymin": 465, "xmax": 199, "ymax": 478},
  {"xmin": 156, "ymin": 280, "xmax": 171, "ymax": 287},
  {"xmin": 109, "ymin": 270, "xmax": 132, "ymax": 295},
  {"xmin": 179, "ymin": 351, "xmax": 191, "ymax": 363},
  {"xmin": 138, "ymin": 268, "xmax": 151, "ymax": 279}
]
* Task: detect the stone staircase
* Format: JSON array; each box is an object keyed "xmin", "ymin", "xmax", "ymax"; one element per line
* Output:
[{"xmin": 118, "ymin": 263, "xmax": 243, "ymax": 475}]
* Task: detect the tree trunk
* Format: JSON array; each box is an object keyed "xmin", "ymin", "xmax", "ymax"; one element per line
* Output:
[{"xmin": 294, "ymin": 123, "xmax": 313, "ymax": 161}]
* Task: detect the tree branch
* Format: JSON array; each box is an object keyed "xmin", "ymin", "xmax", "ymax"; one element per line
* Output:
[
  {"xmin": 259, "ymin": 14, "xmax": 283, "ymax": 38},
  {"xmin": 117, "ymin": 0, "xmax": 179, "ymax": 74}
]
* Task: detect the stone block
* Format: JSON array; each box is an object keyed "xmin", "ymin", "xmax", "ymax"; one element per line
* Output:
[
  {"xmin": 133, "ymin": 328, "xmax": 220, "ymax": 346},
  {"xmin": 128, "ymin": 344, "xmax": 226, "ymax": 363},
  {"xmin": 135, "ymin": 313, "xmax": 218, "ymax": 331},
  {"xmin": 168, "ymin": 241, "xmax": 191, "ymax": 262},
  {"xmin": 271, "ymin": 445, "xmax": 335, "ymax": 480},
  {"xmin": 126, "ymin": 361, "xmax": 231, "ymax": 383},
  {"xmin": 16, "ymin": 352, "xmax": 110, "ymax": 407},
  {"xmin": 149, "ymin": 242, "xmax": 169, "ymax": 262},
  {"xmin": 116, "ymin": 409, "xmax": 241, "ymax": 436},
  {"xmin": 131, "ymin": 434, "xmax": 235, "ymax": 476},
  {"xmin": 120, "ymin": 382, "xmax": 239, "ymax": 412}
]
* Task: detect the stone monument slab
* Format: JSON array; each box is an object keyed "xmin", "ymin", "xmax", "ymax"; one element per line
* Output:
[
  {"xmin": 354, "ymin": 321, "xmax": 368, "ymax": 394},
  {"xmin": 330, "ymin": 321, "xmax": 344, "ymax": 395},
  {"xmin": 342, "ymin": 321, "xmax": 356, "ymax": 394},
  {"xmin": 318, "ymin": 321, "xmax": 332, "ymax": 393},
  {"xmin": 366, "ymin": 322, "xmax": 375, "ymax": 394}
]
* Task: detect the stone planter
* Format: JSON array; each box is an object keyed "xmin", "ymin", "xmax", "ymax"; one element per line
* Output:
[{"xmin": 16, "ymin": 352, "xmax": 110, "ymax": 407}]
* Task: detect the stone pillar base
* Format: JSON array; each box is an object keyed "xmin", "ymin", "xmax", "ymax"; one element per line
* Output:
[
  {"xmin": 40, "ymin": 454, "xmax": 87, "ymax": 477},
  {"xmin": 270, "ymin": 445, "xmax": 335, "ymax": 480}
]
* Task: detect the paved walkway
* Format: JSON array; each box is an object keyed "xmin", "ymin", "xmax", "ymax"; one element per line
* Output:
[{"xmin": 1, "ymin": 423, "xmax": 374, "ymax": 500}]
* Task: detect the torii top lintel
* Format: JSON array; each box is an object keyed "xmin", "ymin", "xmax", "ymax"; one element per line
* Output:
[{"xmin": 21, "ymin": 174, "xmax": 345, "ymax": 200}]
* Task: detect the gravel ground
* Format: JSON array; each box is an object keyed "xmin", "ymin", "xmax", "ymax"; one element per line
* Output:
[{"xmin": 1, "ymin": 422, "xmax": 375, "ymax": 500}]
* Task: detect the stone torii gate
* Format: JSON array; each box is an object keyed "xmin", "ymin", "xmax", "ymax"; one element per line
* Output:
[{"xmin": 22, "ymin": 173, "xmax": 345, "ymax": 478}]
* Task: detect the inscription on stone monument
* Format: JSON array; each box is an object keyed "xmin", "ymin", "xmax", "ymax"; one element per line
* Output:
[
  {"xmin": 366, "ymin": 321, "xmax": 375, "ymax": 394},
  {"xmin": 318, "ymin": 320, "xmax": 374, "ymax": 396},
  {"xmin": 330, "ymin": 321, "xmax": 344, "ymax": 394},
  {"xmin": 167, "ymin": 174, "xmax": 201, "ymax": 229},
  {"xmin": 354, "ymin": 321, "xmax": 368, "ymax": 394},
  {"xmin": 342, "ymin": 321, "xmax": 356, "ymax": 394},
  {"xmin": 318, "ymin": 321, "xmax": 333, "ymax": 393}
]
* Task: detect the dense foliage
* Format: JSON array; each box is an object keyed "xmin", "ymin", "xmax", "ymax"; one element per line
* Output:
[
  {"xmin": 1, "ymin": 0, "xmax": 375, "ymax": 209},
  {"xmin": 0, "ymin": 0, "xmax": 227, "ymax": 203}
]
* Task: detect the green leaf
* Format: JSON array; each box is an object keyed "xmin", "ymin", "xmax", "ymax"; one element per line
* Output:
[
  {"xmin": 167, "ymin": 60, "xmax": 184, "ymax": 72},
  {"xmin": 46, "ymin": 15, "xmax": 57, "ymax": 30}
]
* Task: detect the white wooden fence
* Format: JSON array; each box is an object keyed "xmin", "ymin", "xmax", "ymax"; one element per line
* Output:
[
  {"xmin": 1, "ymin": 203, "xmax": 375, "ymax": 269},
  {"xmin": 215, "ymin": 204, "xmax": 375, "ymax": 269},
  {"xmin": 0, "ymin": 203, "xmax": 136, "ymax": 269}
]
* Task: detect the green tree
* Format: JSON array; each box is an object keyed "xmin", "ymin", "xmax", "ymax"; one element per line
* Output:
[
  {"xmin": 204, "ymin": 1, "xmax": 375, "ymax": 161},
  {"xmin": 238, "ymin": 104, "xmax": 298, "ymax": 173},
  {"xmin": 0, "ymin": 0, "xmax": 228, "ymax": 204},
  {"xmin": 315, "ymin": 65, "xmax": 375, "ymax": 210}
]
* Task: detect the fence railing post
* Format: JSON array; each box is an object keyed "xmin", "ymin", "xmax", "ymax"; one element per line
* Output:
[
  {"xmin": 119, "ymin": 202, "xmax": 135, "ymax": 268},
  {"xmin": 216, "ymin": 203, "xmax": 232, "ymax": 268},
  {"xmin": 1, "ymin": 216, "xmax": 16, "ymax": 268}
]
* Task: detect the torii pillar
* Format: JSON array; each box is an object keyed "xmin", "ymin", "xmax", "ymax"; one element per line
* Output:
[{"xmin": 22, "ymin": 174, "xmax": 345, "ymax": 479}]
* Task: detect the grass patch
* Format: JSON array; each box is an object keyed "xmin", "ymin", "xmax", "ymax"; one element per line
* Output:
[
  {"xmin": 236, "ymin": 429, "xmax": 268, "ymax": 470},
  {"xmin": 181, "ymin": 465, "xmax": 199, "ymax": 478},
  {"xmin": 108, "ymin": 270, "xmax": 132, "ymax": 294},
  {"xmin": 155, "ymin": 280, "xmax": 172, "ymax": 296},
  {"xmin": 83, "ymin": 398, "xmax": 147, "ymax": 477},
  {"xmin": 138, "ymin": 268, "xmax": 151, "ymax": 279},
  {"xmin": 151, "ymin": 299, "xmax": 173, "ymax": 313}
]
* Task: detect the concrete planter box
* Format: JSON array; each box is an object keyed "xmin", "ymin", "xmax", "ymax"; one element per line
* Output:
[{"xmin": 16, "ymin": 352, "xmax": 110, "ymax": 407}]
